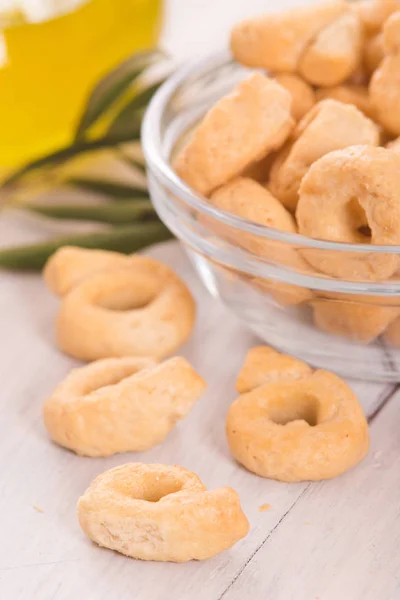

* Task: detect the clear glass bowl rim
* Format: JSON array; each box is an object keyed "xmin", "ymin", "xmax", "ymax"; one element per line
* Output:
[{"xmin": 142, "ymin": 50, "xmax": 400, "ymax": 256}]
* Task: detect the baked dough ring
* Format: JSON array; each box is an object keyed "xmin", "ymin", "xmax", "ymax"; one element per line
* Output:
[
  {"xmin": 56, "ymin": 258, "xmax": 195, "ymax": 360},
  {"xmin": 269, "ymin": 99, "xmax": 380, "ymax": 212},
  {"xmin": 273, "ymin": 74, "xmax": 316, "ymax": 121},
  {"xmin": 227, "ymin": 368, "xmax": 369, "ymax": 482},
  {"xmin": 173, "ymin": 73, "xmax": 293, "ymax": 197},
  {"xmin": 311, "ymin": 295, "xmax": 400, "ymax": 343},
  {"xmin": 209, "ymin": 178, "xmax": 312, "ymax": 292},
  {"xmin": 43, "ymin": 357, "xmax": 206, "ymax": 457},
  {"xmin": 77, "ymin": 463, "xmax": 249, "ymax": 562},
  {"xmin": 298, "ymin": 11, "xmax": 363, "ymax": 87},
  {"xmin": 43, "ymin": 246, "xmax": 132, "ymax": 297},
  {"xmin": 370, "ymin": 12, "xmax": 400, "ymax": 136},
  {"xmin": 315, "ymin": 84, "xmax": 375, "ymax": 119},
  {"xmin": 230, "ymin": 1, "xmax": 347, "ymax": 72},
  {"xmin": 236, "ymin": 346, "xmax": 312, "ymax": 394},
  {"xmin": 296, "ymin": 145, "xmax": 400, "ymax": 281}
]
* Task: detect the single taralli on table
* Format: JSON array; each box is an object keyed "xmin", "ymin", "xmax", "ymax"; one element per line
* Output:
[
  {"xmin": 43, "ymin": 356, "xmax": 206, "ymax": 457},
  {"xmin": 43, "ymin": 247, "xmax": 196, "ymax": 361},
  {"xmin": 77, "ymin": 463, "xmax": 250, "ymax": 562},
  {"xmin": 226, "ymin": 346, "xmax": 369, "ymax": 483}
]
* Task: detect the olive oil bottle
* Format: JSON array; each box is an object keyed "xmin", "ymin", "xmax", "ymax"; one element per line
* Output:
[{"xmin": 0, "ymin": 0, "xmax": 162, "ymax": 169}]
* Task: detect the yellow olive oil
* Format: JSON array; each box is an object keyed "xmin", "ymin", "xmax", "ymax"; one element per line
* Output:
[{"xmin": 0, "ymin": 0, "xmax": 162, "ymax": 169}]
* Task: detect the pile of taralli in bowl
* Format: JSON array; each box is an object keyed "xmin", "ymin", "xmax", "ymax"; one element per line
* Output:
[
  {"xmin": 171, "ymin": 0, "xmax": 400, "ymax": 351},
  {"xmin": 42, "ymin": 243, "xmax": 369, "ymax": 562}
]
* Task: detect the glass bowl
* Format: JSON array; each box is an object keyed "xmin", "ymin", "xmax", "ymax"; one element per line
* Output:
[{"xmin": 142, "ymin": 51, "xmax": 400, "ymax": 382}]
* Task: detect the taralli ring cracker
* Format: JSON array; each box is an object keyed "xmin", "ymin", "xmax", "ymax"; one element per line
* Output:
[
  {"xmin": 173, "ymin": 73, "xmax": 294, "ymax": 196},
  {"xmin": 77, "ymin": 463, "xmax": 249, "ymax": 562},
  {"xmin": 55, "ymin": 257, "xmax": 195, "ymax": 361},
  {"xmin": 296, "ymin": 145, "xmax": 400, "ymax": 281},
  {"xmin": 311, "ymin": 294, "xmax": 400, "ymax": 343},
  {"xmin": 230, "ymin": 0, "xmax": 348, "ymax": 73},
  {"xmin": 298, "ymin": 11, "xmax": 363, "ymax": 87},
  {"xmin": 227, "ymin": 348, "xmax": 369, "ymax": 482},
  {"xmin": 370, "ymin": 12, "xmax": 400, "ymax": 136},
  {"xmin": 43, "ymin": 357, "xmax": 206, "ymax": 457},
  {"xmin": 269, "ymin": 99, "xmax": 380, "ymax": 212}
]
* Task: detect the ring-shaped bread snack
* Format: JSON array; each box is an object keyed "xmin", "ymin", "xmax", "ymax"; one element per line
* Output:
[
  {"xmin": 311, "ymin": 294, "xmax": 400, "ymax": 343},
  {"xmin": 236, "ymin": 346, "xmax": 313, "ymax": 394},
  {"xmin": 227, "ymin": 356, "xmax": 369, "ymax": 482},
  {"xmin": 230, "ymin": 0, "xmax": 348, "ymax": 73},
  {"xmin": 208, "ymin": 177, "xmax": 313, "ymax": 305},
  {"xmin": 43, "ymin": 246, "xmax": 132, "ymax": 297},
  {"xmin": 370, "ymin": 12, "xmax": 400, "ymax": 136},
  {"xmin": 269, "ymin": 99, "xmax": 380, "ymax": 212},
  {"xmin": 43, "ymin": 357, "xmax": 206, "ymax": 457},
  {"xmin": 298, "ymin": 11, "xmax": 363, "ymax": 87},
  {"xmin": 173, "ymin": 73, "xmax": 293, "ymax": 197},
  {"xmin": 56, "ymin": 257, "xmax": 195, "ymax": 361},
  {"xmin": 296, "ymin": 145, "xmax": 400, "ymax": 281},
  {"xmin": 77, "ymin": 463, "xmax": 250, "ymax": 562}
]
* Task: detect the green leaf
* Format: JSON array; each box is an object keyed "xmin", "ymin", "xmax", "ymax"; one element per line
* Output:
[
  {"xmin": 106, "ymin": 107, "xmax": 143, "ymax": 141},
  {"xmin": 75, "ymin": 50, "xmax": 164, "ymax": 140},
  {"xmin": 67, "ymin": 177, "xmax": 148, "ymax": 200},
  {"xmin": 0, "ymin": 222, "xmax": 172, "ymax": 270},
  {"xmin": 122, "ymin": 79, "xmax": 166, "ymax": 112},
  {"xmin": 106, "ymin": 80, "xmax": 165, "ymax": 140},
  {"xmin": 25, "ymin": 199, "xmax": 155, "ymax": 224},
  {"xmin": 1, "ymin": 134, "xmax": 144, "ymax": 190}
]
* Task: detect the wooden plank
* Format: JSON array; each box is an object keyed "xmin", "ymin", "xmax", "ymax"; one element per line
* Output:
[
  {"xmin": 221, "ymin": 388, "xmax": 400, "ymax": 600},
  {"xmin": 0, "ymin": 242, "xmax": 392, "ymax": 600}
]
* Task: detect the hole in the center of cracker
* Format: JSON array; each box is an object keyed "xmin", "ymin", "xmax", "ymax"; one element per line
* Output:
[
  {"xmin": 346, "ymin": 197, "xmax": 371, "ymax": 241},
  {"xmin": 143, "ymin": 475, "xmax": 184, "ymax": 502},
  {"xmin": 97, "ymin": 286, "xmax": 156, "ymax": 311},
  {"xmin": 268, "ymin": 394, "xmax": 319, "ymax": 427}
]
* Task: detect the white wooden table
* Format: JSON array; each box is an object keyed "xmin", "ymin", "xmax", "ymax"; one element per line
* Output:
[{"xmin": 1, "ymin": 1, "xmax": 400, "ymax": 599}]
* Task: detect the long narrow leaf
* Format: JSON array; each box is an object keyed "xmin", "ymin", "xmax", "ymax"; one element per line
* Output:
[
  {"xmin": 1, "ymin": 132, "xmax": 144, "ymax": 189},
  {"xmin": 75, "ymin": 50, "xmax": 164, "ymax": 140},
  {"xmin": 123, "ymin": 79, "xmax": 166, "ymax": 112},
  {"xmin": 67, "ymin": 177, "xmax": 148, "ymax": 199},
  {"xmin": 106, "ymin": 107, "xmax": 143, "ymax": 140},
  {"xmin": 106, "ymin": 80, "xmax": 165, "ymax": 140},
  {"xmin": 0, "ymin": 222, "xmax": 172, "ymax": 270},
  {"xmin": 25, "ymin": 199, "xmax": 155, "ymax": 224},
  {"xmin": 107, "ymin": 106, "xmax": 144, "ymax": 140}
]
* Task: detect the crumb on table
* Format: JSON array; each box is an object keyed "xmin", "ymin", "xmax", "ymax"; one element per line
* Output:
[
  {"xmin": 259, "ymin": 503, "xmax": 271, "ymax": 512},
  {"xmin": 33, "ymin": 505, "xmax": 44, "ymax": 513}
]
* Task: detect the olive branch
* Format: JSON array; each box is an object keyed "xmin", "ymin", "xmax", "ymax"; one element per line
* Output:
[{"xmin": 0, "ymin": 49, "xmax": 173, "ymax": 270}]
